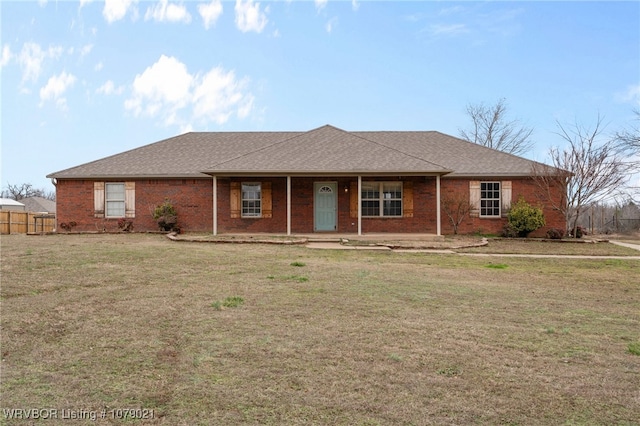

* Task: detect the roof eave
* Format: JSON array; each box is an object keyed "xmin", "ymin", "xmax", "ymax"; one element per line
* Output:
[
  {"xmin": 201, "ymin": 170, "xmax": 453, "ymax": 177},
  {"xmin": 48, "ymin": 173, "xmax": 212, "ymax": 180}
]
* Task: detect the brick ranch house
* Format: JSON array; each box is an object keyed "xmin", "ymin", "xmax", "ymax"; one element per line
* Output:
[{"xmin": 48, "ymin": 125, "xmax": 566, "ymax": 236}]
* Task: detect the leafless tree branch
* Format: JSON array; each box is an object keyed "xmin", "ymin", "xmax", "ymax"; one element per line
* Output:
[
  {"xmin": 459, "ymin": 98, "xmax": 534, "ymax": 156},
  {"xmin": 531, "ymin": 116, "xmax": 632, "ymax": 236}
]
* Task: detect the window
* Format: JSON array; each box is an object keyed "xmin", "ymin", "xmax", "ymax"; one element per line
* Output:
[
  {"xmin": 361, "ymin": 182, "xmax": 402, "ymax": 217},
  {"xmin": 242, "ymin": 183, "xmax": 261, "ymax": 217},
  {"xmin": 94, "ymin": 182, "xmax": 135, "ymax": 219},
  {"xmin": 480, "ymin": 182, "xmax": 501, "ymax": 217},
  {"xmin": 105, "ymin": 183, "xmax": 125, "ymax": 217}
]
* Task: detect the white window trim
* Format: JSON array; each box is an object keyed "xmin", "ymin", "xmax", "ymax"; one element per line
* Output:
[
  {"xmin": 361, "ymin": 181, "xmax": 403, "ymax": 218},
  {"xmin": 480, "ymin": 181, "xmax": 501, "ymax": 218},
  {"xmin": 241, "ymin": 182, "xmax": 262, "ymax": 218},
  {"xmin": 105, "ymin": 182, "xmax": 126, "ymax": 218}
]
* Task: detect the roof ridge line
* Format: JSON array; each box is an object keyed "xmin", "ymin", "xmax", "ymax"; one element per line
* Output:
[
  {"xmin": 206, "ymin": 131, "xmax": 308, "ymax": 168},
  {"xmin": 350, "ymin": 129, "xmax": 450, "ymax": 171}
]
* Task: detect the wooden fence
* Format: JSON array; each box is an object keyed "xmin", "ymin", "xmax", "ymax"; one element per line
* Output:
[{"xmin": 0, "ymin": 211, "xmax": 56, "ymax": 234}]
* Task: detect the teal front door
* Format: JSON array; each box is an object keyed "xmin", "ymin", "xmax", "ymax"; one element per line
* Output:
[{"xmin": 314, "ymin": 182, "xmax": 337, "ymax": 231}]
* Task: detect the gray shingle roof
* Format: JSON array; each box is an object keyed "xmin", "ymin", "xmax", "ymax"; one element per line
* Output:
[
  {"xmin": 48, "ymin": 125, "xmax": 553, "ymax": 179},
  {"xmin": 21, "ymin": 196, "xmax": 56, "ymax": 213}
]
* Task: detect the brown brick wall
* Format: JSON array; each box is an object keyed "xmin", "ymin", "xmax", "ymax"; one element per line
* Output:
[
  {"xmin": 440, "ymin": 177, "xmax": 565, "ymax": 236},
  {"xmin": 55, "ymin": 179, "xmax": 213, "ymax": 232},
  {"xmin": 56, "ymin": 176, "xmax": 565, "ymax": 235}
]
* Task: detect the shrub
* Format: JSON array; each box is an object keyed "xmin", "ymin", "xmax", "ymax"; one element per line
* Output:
[
  {"xmin": 546, "ymin": 228, "xmax": 564, "ymax": 240},
  {"xmin": 153, "ymin": 199, "xmax": 178, "ymax": 232},
  {"xmin": 59, "ymin": 221, "xmax": 77, "ymax": 232},
  {"xmin": 117, "ymin": 218, "xmax": 134, "ymax": 232},
  {"xmin": 500, "ymin": 223, "xmax": 519, "ymax": 238},
  {"xmin": 507, "ymin": 197, "xmax": 546, "ymax": 238}
]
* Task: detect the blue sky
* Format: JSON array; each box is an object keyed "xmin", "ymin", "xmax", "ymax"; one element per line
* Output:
[{"xmin": 1, "ymin": 0, "xmax": 639, "ymax": 192}]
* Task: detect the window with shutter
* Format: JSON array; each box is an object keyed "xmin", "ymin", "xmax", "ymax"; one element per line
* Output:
[
  {"xmin": 94, "ymin": 181, "xmax": 135, "ymax": 218},
  {"xmin": 105, "ymin": 183, "xmax": 126, "ymax": 217},
  {"xmin": 361, "ymin": 182, "xmax": 402, "ymax": 217},
  {"xmin": 241, "ymin": 183, "xmax": 261, "ymax": 217},
  {"xmin": 480, "ymin": 182, "xmax": 501, "ymax": 217}
]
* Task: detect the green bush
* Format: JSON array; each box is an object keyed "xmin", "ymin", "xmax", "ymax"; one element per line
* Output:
[
  {"xmin": 507, "ymin": 197, "xmax": 546, "ymax": 238},
  {"xmin": 153, "ymin": 198, "xmax": 178, "ymax": 231}
]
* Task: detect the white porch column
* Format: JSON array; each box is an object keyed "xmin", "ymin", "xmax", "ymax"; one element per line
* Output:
[
  {"xmin": 212, "ymin": 175, "xmax": 217, "ymax": 236},
  {"xmin": 436, "ymin": 174, "xmax": 441, "ymax": 236},
  {"xmin": 287, "ymin": 176, "xmax": 291, "ymax": 236},
  {"xmin": 357, "ymin": 175, "xmax": 362, "ymax": 236}
]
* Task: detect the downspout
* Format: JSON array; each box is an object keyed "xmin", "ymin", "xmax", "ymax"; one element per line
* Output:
[
  {"xmin": 213, "ymin": 176, "xmax": 217, "ymax": 236},
  {"xmin": 287, "ymin": 176, "xmax": 291, "ymax": 236},
  {"xmin": 436, "ymin": 174, "xmax": 441, "ymax": 236},
  {"xmin": 358, "ymin": 175, "xmax": 362, "ymax": 236}
]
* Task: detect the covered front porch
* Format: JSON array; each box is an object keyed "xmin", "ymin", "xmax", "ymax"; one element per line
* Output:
[{"xmin": 208, "ymin": 174, "xmax": 447, "ymax": 237}]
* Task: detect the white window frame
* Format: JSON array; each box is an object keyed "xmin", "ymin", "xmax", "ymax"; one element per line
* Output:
[
  {"xmin": 241, "ymin": 182, "xmax": 262, "ymax": 218},
  {"xmin": 480, "ymin": 181, "xmax": 501, "ymax": 218},
  {"xmin": 361, "ymin": 181, "xmax": 403, "ymax": 217},
  {"xmin": 105, "ymin": 182, "xmax": 126, "ymax": 218}
]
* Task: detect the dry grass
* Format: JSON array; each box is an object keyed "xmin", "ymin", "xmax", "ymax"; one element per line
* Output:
[
  {"xmin": 456, "ymin": 238, "xmax": 640, "ymax": 256},
  {"xmin": 1, "ymin": 234, "xmax": 639, "ymax": 425}
]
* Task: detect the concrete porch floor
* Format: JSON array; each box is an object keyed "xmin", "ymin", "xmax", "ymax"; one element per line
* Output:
[{"xmin": 220, "ymin": 233, "xmax": 445, "ymax": 242}]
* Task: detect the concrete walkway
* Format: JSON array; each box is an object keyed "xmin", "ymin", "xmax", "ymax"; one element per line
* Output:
[
  {"xmin": 305, "ymin": 240, "xmax": 640, "ymax": 259},
  {"xmin": 610, "ymin": 240, "xmax": 640, "ymax": 251}
]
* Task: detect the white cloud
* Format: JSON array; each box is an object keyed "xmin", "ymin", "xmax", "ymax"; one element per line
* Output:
[
  {"xmin": 145, "ymin": 0, "xmax": 192, "ymax": 24},
  {"xmin": 125, "ymin": 55, "xmax": 192, "ymax": 117},
  {"xmin": 198, "ymin": 0, "xmax": 223, "ymax": 29},
  {"xmin": 39, "ymin": 71, "xmax": 76, "ymax": 110},
  {"xmin": 315, "ymin": 0, "xmax": 327, "ymax": 12},
  {"xmin": 95, "ymin": 61, "xmax": 104, "ymax": 71},
  {"xmin": 1, "ymin": 44, "xmax": 12, "ymax": 67},
  {"xmin": 192, "ymin": 67, "xmax": 253, "ymax": 124},
  {"xmin": 616, "ymin": 84, "xmax": 640, "ymax": 106},
  {"xmin": 96, "ymin": 80, "xmax": 124, "ymax": 95},
  {"xmin": 80, "ymin": 44, "xmax": 94, "ymax": 56},
  {"xmin": 125, "ymin": 55, "xmax": 254, "ymax": 127},
  {"xmin": 439, "ymin": 6, "xmax": 465, "ymax": 16},
  {"xmin": 103, "ymin": 0, "xmax": 136, "ymax": 23},
  {"xmin": 428, "ymin": 23, "xmax": 469, "ymax": 37},
  {"xmin": 48, "ymin": 45, "xmax": 64, "ymax": 59},
  {"xmin": 235, "ymin": 0, "xmax": 268, "ymax": 33},
  {"xmin": 352, "ymin": 0, "xmax": 359, "ymax": 12},
  {"xmin": 326, "ymin": 17, "xmax": 338, "ymax": 33},
  {"xmin": 17, "ymin": 43, "xmax": 46, "ymax": 83}
]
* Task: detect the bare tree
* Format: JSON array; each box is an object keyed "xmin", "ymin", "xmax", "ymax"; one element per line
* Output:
[
  {"xmin": 1, "ymin": 183, "xmax": 55, "ymax": 201},
  {"xmin": 459, "ymin": 98, "xmax": 534, "ymax": 156},
  {"xmin": 441, "ymin": 192, "xmax": 473, "ymax": 235},
  {"xmin": 532, "ymin": 116, "xmax": 631, "ymax": 237},
  {"xmin": 614, "ymin": 109, "xmax": 640, "ymax": 155},
  {"xmin": 614, "ymin": 109, "xmax": 640, "ymax": 202}
]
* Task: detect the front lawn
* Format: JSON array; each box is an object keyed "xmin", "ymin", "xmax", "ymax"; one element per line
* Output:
[{"xmin": 1, "ymin": 234, "xmax": 639, "ymax": 425}]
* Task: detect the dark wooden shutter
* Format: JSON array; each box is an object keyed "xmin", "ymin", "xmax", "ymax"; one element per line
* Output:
[
  {"xmin": 262, "ymin": 182, "xmax": 272, "ymax": 218},
  {"xmin": 403, "ymin": 181, "xmax": 413, "ymax": 218},
  {"xmin": 230, "ymin": 182, "xmax": 241, "ymax": 218},
  {"xmin": 350, "ymin": 182, "xmax": 358, "ymax": 218}
]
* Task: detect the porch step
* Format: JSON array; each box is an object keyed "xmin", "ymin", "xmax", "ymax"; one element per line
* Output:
[{"xmin": 307, "ymin": 238, "xmax": 343, "ymax": 243}]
